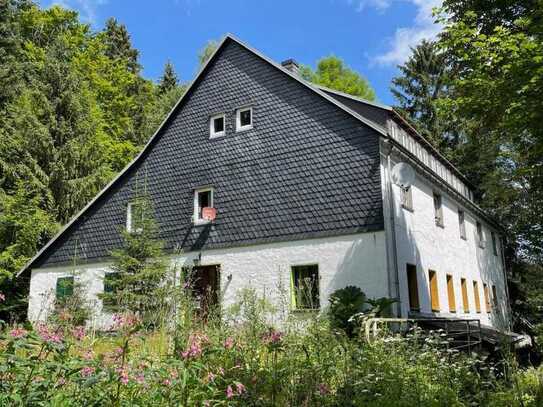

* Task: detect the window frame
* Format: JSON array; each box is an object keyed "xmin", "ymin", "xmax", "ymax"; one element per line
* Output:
[
  {"xmin": 429, "ymin": 270, "xmax": 440, "ymax": 312},
  {"xmin": 476, "ymin": 221, "xmax": 485, "ymax": 249},
  {"xmin": 193, "ymin": 187, "xmax": 214, "ymax": 225},
  {"xmin": 483, "ymin": 283, "xmax": 492, "ymax": 313},
  {"xmin": 209, "ymin": 113, "xmax": 226, "ymax": 138},
  {"xmin": 290, "ymin": 264, "xmax": 320, "ymax": 311},
  {"xmin": 492, "ymin": 285, "xmax": 498, "ymax": 308},
  {"xmin": 56, "ymin": 276, "xmax": 74, "ymax": 301},
  {"xmin": 433, "ymin": 192, "xmax": 444, "ymax": 228},
  {"xmin": 458, "ymin": 209, "xmax": 466, "ymax": 240},
  {"xmin": 235, "ymin": 107, "xmax": 253, "ymax": 132},
  {"xmin": 406, "ymin": 264, "xmax": 420, "ymax": 312},
  {"xmin": 400, "ymin": 186, "xmax": 414, "ymax": 212}
]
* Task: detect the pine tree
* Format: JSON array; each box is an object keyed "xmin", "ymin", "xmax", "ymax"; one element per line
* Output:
[
  {"xmin": 391, "ymin": 40, "xmax": 451, "ymax": 149},
  {"xmin": 103, "ymin": 17, "xmax": 141, "ymax": 74},
  {"xmin": 100, "ymin": 193, "xmax": 169, "ymax": 328},
  {"xmin": 158, "ymin": 61, "xmax": 178, "ymax": 95}
]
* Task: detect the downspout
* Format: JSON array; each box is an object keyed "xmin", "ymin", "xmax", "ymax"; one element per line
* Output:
[
  {"xmin": 499, "ymin": 236, "xmax": 513, "ymax": 332},
  {"xmin": 382, "ymin": 139, "xmax": 401, "ymax": 317}
]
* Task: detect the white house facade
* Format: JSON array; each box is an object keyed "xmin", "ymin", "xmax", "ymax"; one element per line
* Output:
[{"xmin": 20, "ymin": 35, "xmax": 511, "ymax": 333}]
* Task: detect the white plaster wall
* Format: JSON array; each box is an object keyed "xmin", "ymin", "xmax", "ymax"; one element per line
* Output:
[
  {"xmin": 28, "ymin": 232, "xmax": 387, "ymax": 329},
  {"xmin": 385, "ymin": 157, "xmax": 510, "ymax": 331}
]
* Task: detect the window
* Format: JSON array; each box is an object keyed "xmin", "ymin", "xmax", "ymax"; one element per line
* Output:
[
  {"xmin": 458, "ymin": 210, "xmax": 466, "ymax": 240},
  {"xmin": 291, "ymin": 265, "xmax": 320, "ymax": 310},
  {"xmin": 236, "ymin": 107, "xmax": 252, "ymax": 131},
  {"xmin": 483, "ymin": 283, "xmax": 491, "ymax": 313},
  {"xmin": 433, "ymin": 193, "xmax": 444, "ymax": 227},
  {"xmin": 127, "ymin": 201, "xmax": 144, "ymax": 234},
  {"xmin": 193, "ymin": 187, "xmax": 214, "ymax": 224},
  {"xmin": 56, "ymin": 276, "xmax": 74, "ymax": 300},
  {"xmin": 103, "ymin": 272, "xmax": 120, "ymax": 308},
  {"xmin": 400, "ymin": 186, "xmax": 413, "ymax": 211},
  {"xmin": 446, "ymin": 274, "xmax": 456, "ymax": 313},
  {"xmin": 210, "ymin": 114, "xmax": 225, "ymax": 138},
  {"xmin": 476, "ymin": 222, "xmax": 485, "ymax": 248},
  {"xmin": 429, "ymin": 270, "xmax": 440, "ymax": 312},
  {"xmin": 491, "ymin": 232, "xmax": 498, "ymax": 255},
  {"xmin": 461, "ymin": 278, "xmax": 469, "ymax": 313},
  {"xmin": 406, "ymin": 264, "xmax": 419, "ymax": 311},
  {"xmin": 492, "ymin": 285, "xmax": 498, "ymax": 307},
  {"xmin": 473, "ymin": 281, "xmax": 481, "ymax": 313}
]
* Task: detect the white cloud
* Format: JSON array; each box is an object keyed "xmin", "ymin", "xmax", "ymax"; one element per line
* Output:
[
  {"xmin": 350, "ymin": 0, "xmax": 443, "ymax": 66},
  {"xmin": 50, "ymin": 0, "xmax": 108, "ymax": 24}
]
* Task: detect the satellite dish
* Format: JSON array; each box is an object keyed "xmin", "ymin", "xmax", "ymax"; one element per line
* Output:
[{"xmin": 391, "ymin": 162, "xmax": 415, "ymax": 188}]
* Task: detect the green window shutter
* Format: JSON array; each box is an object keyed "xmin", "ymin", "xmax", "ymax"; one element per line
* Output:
[{"xmin": 56, "ymin": 276, "xmax": 74, "ymax": 300}]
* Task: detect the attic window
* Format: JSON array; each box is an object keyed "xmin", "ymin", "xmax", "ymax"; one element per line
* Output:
[
  {"xmin": 127, "ymin": 201, "xmax": 144, "ymax": 234},
  {"xmin": 210, "ymin": 114, "xmax": 225, "ymax": 138},
  {"xmin": 194, "ymin": 187, "xmax": 214, "ymax": 224},
  {"xmin": 236, "ymin": 107, "xmax": 252, "ymax": 131}
]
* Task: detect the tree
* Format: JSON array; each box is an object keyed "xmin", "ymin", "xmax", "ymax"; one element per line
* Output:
[
  {"xmin": 99, "ymin": 194, "xmax": 169, "ymax": 328},
  {"xmin": 302, "ymin": 56, "xmax": 376, "ymax": 101},
  {"xmin": 391, "ymin": 40, "xmax": 453, "ymax": 149},
  {"xmin": 158, "ymin": 61, "xmax": 178, "ymax": 95},
  {"xmin": 198, "ymin": 40, "xmax": 218, "ymax": 67},
  {"xmin": 103, "ymin": 17, "xmax": 140, "ymax": 74}
]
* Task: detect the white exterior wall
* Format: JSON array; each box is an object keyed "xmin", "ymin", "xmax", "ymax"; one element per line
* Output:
[
  {"xmin": 28, "ymin": 231, "xmax": 387, "ymax": 329},
  {"xmin": 383, "ymin": 154, "xmax": 510, "ymax": 331}
]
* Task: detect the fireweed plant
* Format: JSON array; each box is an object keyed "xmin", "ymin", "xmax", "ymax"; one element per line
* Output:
[{"xmin": 1, "ymin": 284, "xmax": 543, "ymax": 406}]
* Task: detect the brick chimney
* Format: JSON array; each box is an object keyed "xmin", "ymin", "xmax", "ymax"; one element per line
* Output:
[{"xmin": 281, "ymin": 59, "xmax": 300, "ymax": 76}]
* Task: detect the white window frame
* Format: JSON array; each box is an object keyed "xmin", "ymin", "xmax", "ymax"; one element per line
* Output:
[
  {"xmin": 235, "ymin": 107, "xmax": 253, "ymax": 132},
  {"xmin": 126, "ymin": 202, "xmax": 143, "ymax": 234},
  {"xmin": 209, "ymin": 114, "xmax": 226, "ymax": 138},
  {"xmin": 193, "ymin": 187, "xmax": 214, "ymax": 225}
]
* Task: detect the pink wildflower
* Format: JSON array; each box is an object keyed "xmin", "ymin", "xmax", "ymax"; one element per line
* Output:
[
  {"xmin": 224, "ymin": 337, "xmax": 235, "ymax": 349},
  {"xmin": 0, "ymin": 292, "xmax": 5, "ymax": 302},
  {"xmin": 81, "ymin": 366, "xmax": 95, "ymax": 377},
  {"xmin": 235, "ymin": 382, "xmax": 246, "ymax": 395},
  {"xmin": 162, "ymin": 379, "xmax": 172, "ymax": 386},
  {"xmin": 9, "ymin": 327, "xmax": 27, "ymax": 339},
  {"xmin": 226, "ymin": 385, "xmax": 234, "ymax": 399},
  {"xmin": 116, "ymin": 367, "xmax": 129, "ymax": 385},
  {"xmin": 36, "ymin": 323, "xmax": 63, "ymax": 344},
  {"xmin": 135, "ymin": 373, "xmax": 145, "ymax": 384},
  {"xmin": 57, "ymin": 377, "xmax": 66, "ymax": 386},
  {"xmin": 112, "ymin": 313, "xmax": 139, "ymax": 331},
  {"xmin": 72, "ymin": 326, "xmax": 85, "ymax": 341},
  {"xmin": 217, "ymin": 367, "xmax": 225, "ymax": 375},
  {"xmin": 318, "ymin": 383, "xmax": 330, "ymax": 395},
  {"xmin": 262, "ymin": 330, "xmax": 284, "ymax": 346},
  {"xmin": 181, "ymin": 334, "xmax": 205, "ymax": 359},
  {"xmin": 206, "ymin": 372, "xmax": 216, "ymax": 383}
]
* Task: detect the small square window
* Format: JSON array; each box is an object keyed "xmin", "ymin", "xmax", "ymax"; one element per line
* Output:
[
  {"xmin": 236, "ymin": 107, "xmax": 252, "ymax": 131},
  {"xmin": 56, "ymin": 276, "xmax": 74, "ymax": 300},
  {"xmin": 210, "ymin": 114, "xmax": 225, "ymax": 138},
  {"xmin": 400, "ymin": 186, "xmax": 413, "ymax": 211},
  {"xmin": 291, "ymin": 265, "xmax": 319, "ymax": 310},
  {"xmin": 194, "ymin": 187, "xmax": 214, "ymax": 224}
]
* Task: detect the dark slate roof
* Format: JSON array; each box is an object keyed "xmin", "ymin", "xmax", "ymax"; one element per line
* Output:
[{"xmin": 19, "ymin": 34, "xmax": 386, "ymax": 273}]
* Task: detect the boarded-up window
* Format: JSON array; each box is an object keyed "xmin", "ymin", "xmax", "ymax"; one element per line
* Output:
[
  {"xmin": 473, "ymin": 281, "xmax": 481, "ymax": 313},
  {"xmin": 433, "ymin": 193, "xmax": 443, "ymax": 227},
  {"xmin": 492, "ymin": 285, "xmax": 498, "ymax": 307},
  {"xmin": 407, "ymin": 264, "xmax": 419, "ymax": 311},
  {"xmin": 458, "ymin": 210, "xmax": 466, "ymax": 240},
  {"xmin": 484, "ymin": 283, "xmax": 491, "ymax": 313},
  {"xmin": 56, "ymin": 276, "xmax": 74, "ymax": 300},
  {"xmin": 461, "ymin": 278, "xmax": 469, "ymax": 313},
  {"xmin": 400, "ymin": 186, "xmax": 413, "ymax": 211},
  {"xmin": 476, "ymin": 222, "xmax": 485, "ymax": 248},
  {"xmin": 447, "ymin": 274, "xmax": 456, "ymax": 313},
  {"xmin": 429, "ymin": 270, "xmax": 440, "ymax": 312},
  {"xmin": 291, "ymin": 265, "xmax": 320, "ymax": 310}
]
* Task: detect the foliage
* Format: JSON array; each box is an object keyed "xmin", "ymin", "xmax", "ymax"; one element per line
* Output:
[
  {"xmin": 158, "ymin": 61, "xmax": 178, "ymax": 95},
  {"xmin": 301, "ymin": 55, "xmax": 376, "ymax": 101},
  {"xmin": 198, "ymin": 39, "xmax": 219, "ymax": 67},
  {"xmin": 328, "ymin": 286, "xmax": 366, "ymax": 337},
  {"xmin": 1, "ymin": 289, "xmax": 542, "ymax": 406}
]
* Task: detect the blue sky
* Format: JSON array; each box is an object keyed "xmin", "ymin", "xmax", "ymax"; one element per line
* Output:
[{"xmin": 41, "ymin": 0, "xmax": 442, "ymax": 105}]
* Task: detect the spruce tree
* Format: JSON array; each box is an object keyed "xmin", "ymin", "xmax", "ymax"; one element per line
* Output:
[
  {"xmin": 103, "ymin": 17, "xmax": 141, "ymax": 74},
  {"xmin": 158, "ymin": 61, "xmax": 178, "ymax": 95}
]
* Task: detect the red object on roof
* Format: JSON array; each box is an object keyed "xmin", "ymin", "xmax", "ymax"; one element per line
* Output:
[{"xmin": 202, "ymin": 207, "xmax": 216, "ymax": 221}]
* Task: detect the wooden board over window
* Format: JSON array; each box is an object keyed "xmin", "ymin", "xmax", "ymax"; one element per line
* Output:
[
  {"xmin": 492, "ymin": 285, "xmax": 498, "ymax": 308},
  {"xmin": 473, "ymin": 281, "xmax": 481, "ymax": 313},
  {"xmin": 484, "ymin": 283, "xmax": 492, "ymax": 313},
  {"xmin": 461, "ymin": 278, "xmax": 469, "ymax": 313},
  {"xmin": 429, "ymin": 270, "xmax": 440, "ymax": 312},
  {"xmin": 407, "ymin": 264, "xmax": 419, "ymax": 311},
  {"xmin": 446, "ymin": 274, "xmax": 456, "ymax": 313}
]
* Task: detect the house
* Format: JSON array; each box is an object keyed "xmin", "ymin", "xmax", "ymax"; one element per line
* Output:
[{"xmin": 18, "ymin": 34, "xmax": 511, "ymax": 332}]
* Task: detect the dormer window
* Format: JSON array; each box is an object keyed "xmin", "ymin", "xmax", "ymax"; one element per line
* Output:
[
  {"xmin": 194, "ymin": 187, "xmax": 214, "ymax": 224},
  {"xmin": 210, "ymin": 114, "xmax": 225, "ymax": 138},
  {"xmin": 236, "ymin": 107, "xmax": 252, "ymax": 131}
]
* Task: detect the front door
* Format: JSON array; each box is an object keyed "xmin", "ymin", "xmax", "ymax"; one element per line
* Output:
[{"xmin": 191, "ymin": 265, "xmax": 220, "ymax": 318}]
